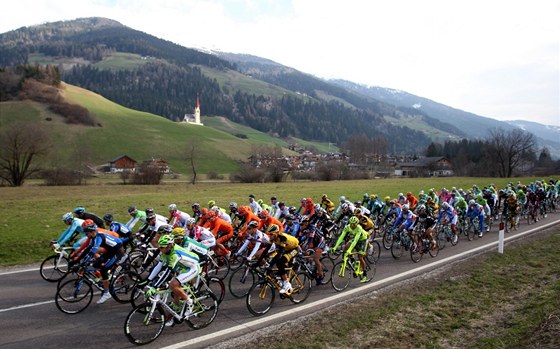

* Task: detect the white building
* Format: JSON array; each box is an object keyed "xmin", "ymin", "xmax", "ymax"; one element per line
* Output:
[{"xmin": 182, "ymin": 94, "xmax": 203, "ymax": 125}]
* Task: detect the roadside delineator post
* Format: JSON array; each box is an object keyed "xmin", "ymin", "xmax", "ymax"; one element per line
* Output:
[{"xmin": 498, "ymin": 222, "xmax": 504, "ymax": 254}]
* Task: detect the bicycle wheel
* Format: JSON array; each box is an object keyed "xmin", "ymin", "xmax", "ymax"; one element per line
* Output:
[
  {"xmin": 319, "ymin": 256, "xmax": 334, "ymax": 285},
  {"xmin": 207, "ymin": 255, "xmax": 230, "ymax": 280},
  {"xmin": 390, "ymin": 240, "xmax": 404, "ymax": 259},
  {"xmin": 186, "ymin": 290, "xmax": 219, "ymax": 329},
  {"xmin": 110, "ymin": 270, "xmax": 141, "ymax": 304},
  {"xmin": 289, "ymin": 272, "xmax": 312, "ymax": 304},
  {"xmin": 366, "ymin": 239, "xmax": 381, "ymax": 264},
  {"xmin": 467, "ymin": 225, "xmax": 476, "ymax": 241},
  {"xmin": 124, "ymin": 302, "xmax": 165, "ymax": 345},
  {"xmin": 429, "ymin": 240, "xmax": 439, "ymax": 258},
  {"xmin": 130, "ymin": 285, "xmax": 147, "ymax": 310},
  {"xmin": 207, "ymin": 276, "xmax": 225, "ymax": 304},
  {"xmin": 246, "ymin": 280, "xmax": 275, "ymax": 316},
  {"xmin": 40, "ymin": 254, "xmax": 70, "ymax": 282},
  {"xmin": 410, "ymin": 241, "xmax": 422, "ymax": 263},
  {"xmin": 228, "ymin": 266, "xmax": 257, "ymax": 298},
  {"xmin": 55, "ymin": 277, "xmax": 93, "ymax": 314},
  {"xmin": 331, "ymin": 261, "xmax": 351, "ymax": 292},
  {"xmin": 362, "ymin": 260, "xmax": 375, "ymax": 282},
  {"xmin": 382, "ymin": 230, "xmax": 393, "ymax": 250},
  {"xmin": 437, "ymin": 229, "xmax": 446, "ymax": 250}
]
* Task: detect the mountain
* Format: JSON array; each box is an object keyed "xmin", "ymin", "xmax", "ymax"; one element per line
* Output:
[{"xmin": 0, "ymin": 17, "xmax": 556, "ymax": 157}]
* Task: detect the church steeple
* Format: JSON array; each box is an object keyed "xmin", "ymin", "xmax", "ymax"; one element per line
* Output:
[{"xmin": 194, "ymin": 93, "xmax": 201, "ymax": 124}]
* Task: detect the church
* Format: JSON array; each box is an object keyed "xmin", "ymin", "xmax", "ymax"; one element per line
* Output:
[{"xmin": 182, "ymin": 94, "xmax": 203, "ymax": 125}]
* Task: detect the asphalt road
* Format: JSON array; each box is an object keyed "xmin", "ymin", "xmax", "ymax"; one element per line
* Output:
[{"xmin": 1, "ymin": 215, "xmax": 559, "ymax": 349}]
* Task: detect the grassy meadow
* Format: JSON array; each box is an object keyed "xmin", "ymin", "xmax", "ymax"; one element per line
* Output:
[{"xmin": 0, "ymin": 176, "xmax": 551, "ymax": 267}]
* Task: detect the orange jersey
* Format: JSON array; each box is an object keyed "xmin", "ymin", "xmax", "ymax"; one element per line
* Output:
[{"xmin": 207, "ymin": 217, "xmax": 234, "ymax": 238}]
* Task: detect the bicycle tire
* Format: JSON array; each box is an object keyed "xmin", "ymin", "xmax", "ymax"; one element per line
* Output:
[
  {"xmin": 366, "ymin": 239, "xmax": 381, "ymax": 264},
  {"xmin": 390, "ymin": 239, "xmax": 404, "ymax": 259},
  {"xmin": 124, "ymin": 302, "xmax": 165, "ymax": 345},
  {"xmin": 429, "ymin": 240, "xmax": 439, "ymax": 258},
  {"xmin": 410, "ymin": 241, "xmax": 422, "ymax": 263},
  {"xmin": 110, "ymin": 270, "xmax": 141, "ymax": 304},
  {"xmin": 55, "ymin": 276, "xmax": 93, "ymax": 314},
  {"xmin": 467, "ymin": 224, "xmax": 476, "ymax": 241},
  {"xmin": 228, "ymin": 265, "xmax": 257, "ymax": 298},
  {"xmin": 362, "ymin": 259, "xmax": 375, "ymax": 283},
  {"xmin": 40, "ymin": 254, "xmax": 69, "ymax": 282},
  {"xmin": 289, "ymin": 272, "xmax": 312, "ymax": 304},
  {"xmin": 382, "ymin": 230, "xmax": 393, "ymax": 250},
  {"xmin": 186, "ymin": 290, "xmax": 219, "ymax": 329},
  {"xmin": 331, "ymin": 261, "xmax": 351, "ymax": 292},
  {"xmin": 130, "ymin": 284, "xmax": 146, "ymax": 310},
  {"xmin": 206, "ymin": 255, "xmax": 230, "ymax": 280},
  {"xmin": 207, "ymin": 276, "xmax": 225, "ymax": 304},
  {"xmin": 246, "ymin": 280, "xmax": 275, "ymax": 316},
  {"xmin": 437, "ymin": 229, "xmax": 446, "ymax": 250},
  {"xmin": 319, "ymin": 256, "xmax": 334, "ymax": 285}
]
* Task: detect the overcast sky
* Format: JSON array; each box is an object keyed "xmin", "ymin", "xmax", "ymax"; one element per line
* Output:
[{"xmin": 2, "ymin": 0, "xmax": 559, "ymax": 126}]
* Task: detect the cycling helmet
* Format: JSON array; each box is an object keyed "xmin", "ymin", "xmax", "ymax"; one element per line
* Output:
[
  {"xmin": 247, "ymin": 220, "xmax": 259, "ymax": 228},
  {"xmin": 186, "ymin": 217, "xmax": 196, "ymax": 225},
  {"xmin": 300, "ymin": 215, "xmax": 310, "ymax": 223},
  {"xmin": 172, "ymin": 227, "xmax": 186, "ymax": 237},
  {"xmin": 441, "ymin": 202, "xmax": 450, "ymax": 209},
  {"xmin": 285, "ymin": 214, "xmax": 295, "ymax": 221},
  {"xmin": 398, "ymin": 193, "xmax": 404, "ymax": 197},
  {"xmin": 278, "ymin": 201, "xmax": 285, "ymax": 207},
  {"xmin": 145, "ymin": 208, "xmax": 154, "ymax": 215},
  {"xmin": 371, "ymin": 194, "xmax": 378, "ymax": 199},
  {"xmin": 270, "ymin": 196, "xmax": 277, "ymax": 201},
  {"xmin": 229, "ymin": 202, "xmax": 238, "ymax": 209},
  {"xmin": 341, "ymin": 203, "xmax": 349, "ymax": 210},
  {"xmin": 168, "ymin": 204, "xmax": 177, "ymax": 211},
  {"xmin": 348, "ymin": 216, "xmax": 359, "ymax": 225},
  {"xmin": 339, "ymin": 196, "xmax": 346, "ymax": 202},
  {"xmin": 128, "ymin": 206, "xmax": 137, "ymax": 213},
  {"xmin": 82, "ymin": 219, "xmax": 97, "ymax": 232},
  {"xmin": 237, "ymin": 206, "xmax": 246, "ymax": 214},
  {"xmin": 157, "ymin": 224, "xmax": 173, "ymax": 234},
  {"xmin": 103, "ymin": 214, "xmax": 114, "ymax": 222},
  {"xmin": 387, "ymin": 200, "xmax": 395, "ymax": 206},
  {"xmin": 402, "ymin": 204, "xmax": 410, "ymax": 210},
  {"xmin": 258, "ymin": 210, "xmax": 269, "ymax": 218},
  {"xmin": 416, "ymin": 204, "xmax": 426, "ymax": 211},
  {"xmin": 406, "ymin": 192, "xmax": 412, "ymax": 197},
  {"xmin": 206, "ymin": 211, "xmax": 216, "ymax": 219},
  {"xmin": 322, "ymin": 194, "xmax": 328, "ymax": 199},
  {"xmin": 192, "ymin": 203, "xmax": 200, "ymax": 209},
  {"xmin": 62, "ymin": 212, "xmax": 73, "ymax": 222},
  {"xmin": 384, "ymin": 196, "xmax": 391, "ymax": 202},
  {"xmin": 314, "ymin": 203, "xmax": 321, "ymax": 211},
  {"xmin": 208, "ymin": 200, "xmax": 215, "ymax": 207},
  {"xmin": 468, "ymin": 200, "xmax": 476, "ymax": 206},
  {"xmin": 363, "ymin": 193, "xmax": 369, "ymax": 199},
  {"xmin": 158, "ymin": 234, "xmax": 174, "ymax": 247},
  {"xmin": 74, "ymin": 207, "xmax": 85, "ymax": 214},
  {"xmin": 354, "ymin": 208, "xmax": 362, "ymax": 215},
  {"xmin": 267, "ymin": 224, "xmax": 280, "ymax": 234},
  {"xmin": 354, "ymin": 200, "xmax": 361, "ymax": 206},
  {"xmin": 201, "ymin": 208, "xmax": 208, "ymax": 215},
  {"xmin": 211, "ymin": 206, "xmax": 220, "ymax": 213},
  {"xmin": 288, "ymin": 206, "xmax": 296, "ymax": 213},
  {"xmin": 146, "ymin": 213, "xmax": 156, "ymax": 220}
]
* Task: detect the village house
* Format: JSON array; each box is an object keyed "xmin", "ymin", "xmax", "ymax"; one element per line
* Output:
[
  {"xmin": 108, "ymin": 155, "xmax": 137, "ymax": 173},
  {"xmin": 394, "ymin": 156, "xmax": 454, "ymax": 177}
]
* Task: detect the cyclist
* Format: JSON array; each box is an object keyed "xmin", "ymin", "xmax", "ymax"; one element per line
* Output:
[
  {"xmin": 74, "ymin": 207, "xmax": 105, "ymax": 229},
  {"xmin": 405, "ymin": 192, "xmax": 418, "ymax": 210},
  {"xmin": 248, "ymin": 194, "xmax": 263, "ymax": 214},
  {"xmin": 276, "ymin": 201, "xmax": 289, "ymax": 222},
  {"xmin": 353, "ymin": 208, "xmax": 375, "ymax": 236},
  {"xmin": 144, "ymin": 234, "xmax": 201, "ymax": 327},
  {"xmin": 125, "ymin": 206, "xmax": 146, "ymax": 230},
  {"xmin": 234, "ymin": 220, "xmax": 271, "ymax": 262},
  {"xmin": 414, "ymin": 205, "xmax": 437, "ymax": 251},
  {"xmin": 172, "ymin": 227, "xmax": 210, "ymax": 261},
  {"xmin": 437, "ymin": 202, "xmax": 459, "ymax": 243},
  {"xmin": 354, "ymin": 201, "xmax": 371, "ymax": 216},
  {"xmin": 206, "ymin": 211, "xmax": 234, "ymax": 257},
  {"xmin": 257, "ymin": 210, "xmax": 284, "ymax": 234},
  {"xmin": 392, "ymin": 204, "xmax": 417, "ymax": 245},
  {"xmin": 167, "ymin": 204, "xmax": 191, "ymax": 228},
  {"xmin": 52, "ymin": 212, "xmax": 86, "ymax": 251},
  {"xmin": 265, "ymin": 224, "xmax": 300, "ymax": 294},
  {"xmin": 77, "ymin": 220, "xmax": 125, "ymax": 304},
  {"xmin": 103, "ymin": 214, "xmax": 132, "ymax": 251},
  {"xmin": 466, "ymin": 200, "xmax": 486, "ymax": 237},
  {"xmin": 236, "ymin": 205, "xmax": 261, "ymax": 237},
  {"xmin": 185, "ymin": 217, "xmax": 216, "ymax": 248},
  {"xmin": 210, "ymin": 205, "xmax": 232, "ymax": 224},
  {"xmin": 283, "ymin": 214, "xmax": 301, "ymax": 237},
  {"xmin": 191, "ymin": 203, "xmax": 202, "ymax": 223},
  {"xmin": 298, "ymin": 218, "xmax": 327, "ymax": 285},
  {"xmin": 331, "ymin": 216, "xmax": 369, "ymax": 283},
  {"xmin": 320, "ymin": 194, "xmax": 335, "ymax": 216},
  {"xmin": 228, "ymin": 202, "xmax": 240, "ymax": 226}
]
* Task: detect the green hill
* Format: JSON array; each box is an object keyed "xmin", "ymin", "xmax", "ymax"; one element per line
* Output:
[{"xmin": 0, "ymin": 82, "xmax": 329, "ymax": 175}]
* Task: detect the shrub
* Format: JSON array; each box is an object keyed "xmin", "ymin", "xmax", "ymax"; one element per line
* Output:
[{"xmin": 41, "ymin": 168, "xmax": 87, "ymax": 186}]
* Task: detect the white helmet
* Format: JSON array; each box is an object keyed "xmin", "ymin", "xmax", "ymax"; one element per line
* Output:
[{"xmin": 169, "ymin": 203, "xmax": 177, "ymax": 211}]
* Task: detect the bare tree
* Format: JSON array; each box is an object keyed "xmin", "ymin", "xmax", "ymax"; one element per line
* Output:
[
  {"xmin": 184, "ymin": 137, "xmax": 201, "ymax": 184},
  {"xmin": 486, "ymin": 128, "xmax": 536, "ymax": 178},
  {"xmin": 0, "ymin": 122, "xmax": 50, "ymax": 186}
]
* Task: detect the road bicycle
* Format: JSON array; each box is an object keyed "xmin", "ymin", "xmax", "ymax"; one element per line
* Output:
[
  {"xmin": 294, "ymin": 249, "xmax": 334, "ymax": 286},
  {"xmin": 55, "ymin": 264, "xmax": 139, "ymax": 314},
  {"xmin": 410, "ymin": 227, "xmax": 439, "ymax": 263},
  {"xmin": 390, "ymin": 228, "xmax": 414, "ymax": 259},
  {"xmin": 228, "ymin": 259, "xmax": 266, "ymax": 299},
  {"xmin": 246, "ymin": 266, "xmax": 312, "ymax": 316},
  {"xmin": 466, "ymin": 216, "xmax": 482, "ymax": 241},
  {"xmin": 124, "ymin": 278, "xmax": 218, "ymax": 345},
  {"xmin": 331, "ymin": 251, "xmax": 375, "ymax": 292},
  {"xmin": 40, "ymin": 242, "xmax": 74, "ymax": 282},
  {"xmin": 435, "ymin": 222, "xmax": 458, "ymax": 249}
]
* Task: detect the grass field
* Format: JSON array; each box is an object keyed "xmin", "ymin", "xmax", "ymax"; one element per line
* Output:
[{"xmin": 0, "ymin": 176, "xmax": 552, "ymax": 266}]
